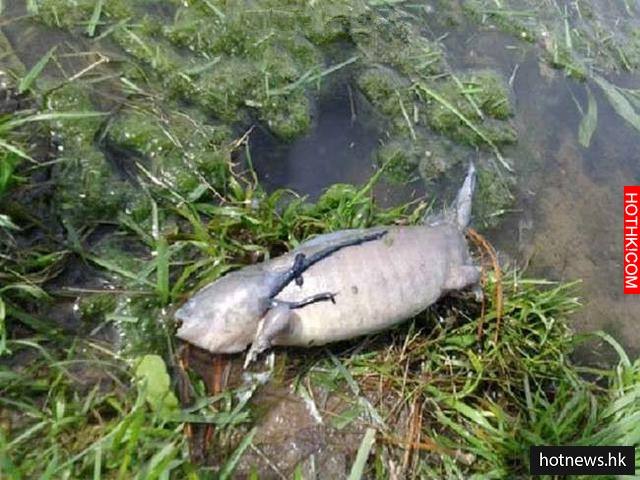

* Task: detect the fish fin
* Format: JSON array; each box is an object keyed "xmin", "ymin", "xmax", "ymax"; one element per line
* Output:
[
  {"xmin": 244, "ymin": 304, "xmax": 292, "ymax": 368},
  {"xmin": 422, "ymin": 162, "xmax": 476, "ymax": 229}
]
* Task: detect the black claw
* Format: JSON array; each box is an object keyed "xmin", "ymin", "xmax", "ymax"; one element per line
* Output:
[
  {"xmin": 280, "ymin": 292, "xmax": 339, "ymax": 310},
  {"xmin": 293, "ymin": 253, "xmax": 305, "ymax": 286},
  {"xmin": 293, "ymin": 253, "xmax": 305, "ymax": 274}
]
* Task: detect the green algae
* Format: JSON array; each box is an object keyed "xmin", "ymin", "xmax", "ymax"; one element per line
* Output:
[
  {"xmin": 191, "ymin": 51, "xmax": 314, "ymax": 140},
  {"xmin": 358, "ymin": 64, "xmax": 516, "ymax": 186},
  {"xmin": 462, "ymin": 0, "xmax": 538, "ymax": 44},
  {"xmin": 106, "ymin": 106, "xmax": 232, "ymax": 198},
  {"xmin": 156, "ymin": 1, "xmax": 357, "ymax": 139},
  {"xmin": 78, "ymin": 292, "xmax": 117, "ymax": 324},
  {"xmin": 44, "ymin": 84, "xmax": 133, "ymax": 225},
  {"xmin": 112, "ymin": 24, "xmax": 184, "ymax": 78},
  {"xmin": 259, "ymin": 92, "xmax": 312, "ymax": 141},
  {"xmin": 417, "ymin": 139, "xmax": 468, "ymax": 182},
  {"xmin": 422, "ymin": 70, "xmax": 516, "ymax": 147},
  {"xmin": 473, "ymin": 164, "xmax": 515, "ymax": 228},
  {"xmin": 23, "ymin": 0, "xmax": 525, "ymax": 245},
  {"xmin": 352, "ymin": 12, "xmax": 444, "ymax": 77},
  {"xmin": 55, "ymin": 149, "xmax": 134, "ymax": 224},
  {"xmin": 357, "ymin": 66, "xmax": 414, "ymax": 136},
  {"xmin": 45, "ymin": 83, "xmax": 103, "ymax": 146},
  {"xmin": 33, "ymin": 0, "xmax": 133, "ymax": 29},
  {"xmin": 30, "ymin": 0, "xmax": 518, "ymax": 179},
  {"xmin": 375, "ymin": 140, "xmax": 418, "ymax": 183}
]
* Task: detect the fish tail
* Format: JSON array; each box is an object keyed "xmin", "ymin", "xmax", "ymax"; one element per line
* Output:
[
  {"xmin": 453, "ymin": 161, "xmax": 476, "ymax": 229},
  {"xmin": 422, "ymin": 162, "xmax": 476, "ymax": 229}
]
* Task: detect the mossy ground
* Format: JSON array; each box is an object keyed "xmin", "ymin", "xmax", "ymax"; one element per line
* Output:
[
  {"xmin": 1, "ymin": 0, "xmax": 639, "ymax": 478},
  {"xmin": 29, "ymin": 0, "xmax": 519, "ymax": 207}
]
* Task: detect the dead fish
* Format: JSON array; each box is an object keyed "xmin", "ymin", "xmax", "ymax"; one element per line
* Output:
[{"xmin": 176, "ymin": 163, "xmax": 480, "ymax": 366}]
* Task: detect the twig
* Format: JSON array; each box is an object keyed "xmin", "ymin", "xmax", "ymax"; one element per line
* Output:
[
  {"xmin": 466, "ymin": 228, "xmax": 503, "ymax": 344},
  {"xmin": 67, "ymin": 53, "xmax": 109, "ymax": 82},
  {"xmin": 381, "ymin": 432, "xmax": 449, "ymax": 455}
]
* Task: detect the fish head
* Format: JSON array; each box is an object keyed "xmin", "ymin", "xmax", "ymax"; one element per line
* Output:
[{"xmin": 175, "ymin": 273, "xmax": 271, "ymax": 353}]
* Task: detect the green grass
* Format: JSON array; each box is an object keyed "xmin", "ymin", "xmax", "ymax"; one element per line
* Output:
[{"xmin": 3, "ymin": 245, "xmax": 639, "ymax": 477}]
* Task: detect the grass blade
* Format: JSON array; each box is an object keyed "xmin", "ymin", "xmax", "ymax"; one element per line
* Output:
[
  {"xmin": 86, "ymin": 0, "xmax": 104, "ymax": 37},
  {"xmin": 143, "ymin": 441, "xmax": 180, "ymax": 479},
  {"xmin": 218, "ymin": 428, "xmax": 257, "ymax": 480},
  {"xmin": 93, "ymin": 444, "xmax": 102, "ymax": 480},
  {"xmin": 0, "ymin": 138, "xmax": 34, "ymax": 162},
  {"xmin": 415, "ymin": 82, "xmax": 513, "ymax": 172},
  {"xmin": 578, "ymin": 86, "xmax": 597, "ymax": 148},
  {"xmin": 87, "ymin": 255, "xmax": 154, "ymax": 287},
  {"xmin": 590, "ymin": 331, "xmax": 631, "ymax": 368},
  {"xmin": 155, "ymin": 236, "xmax": 170, "ymax": 304},
  {"xmin": 18, "ymin": 46, "xmax": 57, "ymax": 94},
  {"xmin": 271, "ymin": 56, "xmax": 359, "ymax": 95},
  {"xmin": 348, "ymin": 428, "xmax": 376, "ymax": 480},
  {"xmin": 0, "ymin": 111, "xmax": 107, "ymax": 132},
  {"xmin": 594, "ymin": 75, "xmax": 640, "ymax": 134}
]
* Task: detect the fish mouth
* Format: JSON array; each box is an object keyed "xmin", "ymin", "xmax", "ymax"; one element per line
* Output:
[
  {"xmin": 174, "ymin": 315, "xmax": 200, "ymax": 345},
  {"xmin": 174, "ymin": 307, "xmax": 193, "ymax": 331}
]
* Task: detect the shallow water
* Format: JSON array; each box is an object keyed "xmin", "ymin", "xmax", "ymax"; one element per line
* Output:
[
  {"xmin": 436, "ymin": 7, "xmax": 640, "ymax": 359},
  {"xmin": 249, "ymin": 83, "xmax": 426, "ymax": 207}
]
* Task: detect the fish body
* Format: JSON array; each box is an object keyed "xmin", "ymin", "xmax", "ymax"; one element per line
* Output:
[
  {"xmin": 273, "ymin": 223, "xmax": 472, "ymax": 346},
  {"xmin": 175, "ymin": 164, "xmax": 479, "ymax": 362}
]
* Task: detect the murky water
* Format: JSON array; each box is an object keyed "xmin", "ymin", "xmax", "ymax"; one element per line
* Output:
[
  {"xmin": 437, "ymin": 8, "xmax": 640, "ymax": 359},
  {"xmin": 250, "ymin": 85, "xmax": 379, "ymax": 198},
  {"xmin": 249, "ymin": 82, "xmax": 426, "ymax": 207}
]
